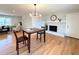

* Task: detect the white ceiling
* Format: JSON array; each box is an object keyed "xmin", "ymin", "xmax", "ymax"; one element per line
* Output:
[{"xmin": 0, "ymin": 4, "xmax": 79, "ymax": 16}]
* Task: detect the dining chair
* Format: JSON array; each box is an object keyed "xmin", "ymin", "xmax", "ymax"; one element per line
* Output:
[
  {"xmin": 13, "ymin": 30, "xmax": 28, "ymax": 55},
  {"xmin": 37, "ymin": 31, "xmax": 44, "ymax": 42},
  {"xmin": 37, "ymin": 26, "xmax": 46, "ymax": 42}
]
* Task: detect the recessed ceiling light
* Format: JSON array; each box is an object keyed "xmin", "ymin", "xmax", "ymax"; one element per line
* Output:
[{"xmin": 39, "ymin": 14, "xmax": 42, "ymax": 17}]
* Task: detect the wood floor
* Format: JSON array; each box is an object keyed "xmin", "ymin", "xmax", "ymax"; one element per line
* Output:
[{"xmin": 0, "ymin": 32, "xmax": 79, "ymax": 55}]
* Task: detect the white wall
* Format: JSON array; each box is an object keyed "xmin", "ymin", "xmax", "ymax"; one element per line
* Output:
[
  {"xmin": 11, "ymin": 16, "xmax": 22, "ymax": 26},
  {"xmin": 45, "ymin": 12, "xmax": 66, "ymax": 23},
  {"xmin": 66, "ymin": 12, "xmax": 79, "ymax": 38},
  {"xmin": 32, "ymin": 16, "xmax": 45, "ymax": 28},
  {"xmin": 22, "ymin": 14, "xmax": 32, "ymax": 29}
]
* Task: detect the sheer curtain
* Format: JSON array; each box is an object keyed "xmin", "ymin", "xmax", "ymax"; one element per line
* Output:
[{"xmin": 0, "ymin": 16, "xmax": 11, "ymax": 26}]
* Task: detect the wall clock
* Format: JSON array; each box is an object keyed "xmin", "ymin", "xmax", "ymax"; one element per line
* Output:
[{"xmin": 50, "ymin": 15, "xmax": 57, "ymax": 21}]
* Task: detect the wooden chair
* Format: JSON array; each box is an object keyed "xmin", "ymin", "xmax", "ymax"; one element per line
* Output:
[
  {"xmin": 37, "ymin": 31, "xmax": 44, "ymax": 42},
  {"xmin": 37, "ymin": 27, "xmax": 46, "ymax": 42},
  {"xmin": 13, "ymin": 30, "xmax": 28, "ymax": 55}
]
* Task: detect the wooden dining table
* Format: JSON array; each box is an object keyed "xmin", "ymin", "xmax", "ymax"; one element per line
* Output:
[{"xmin": 23, "ymin": 28, "xmax": 46, "ymax": 53}]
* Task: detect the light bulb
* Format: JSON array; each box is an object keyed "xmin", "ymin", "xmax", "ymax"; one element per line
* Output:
[{"xmin": 29, "ymin": 13, "xmax": 32, "ymax": 16}]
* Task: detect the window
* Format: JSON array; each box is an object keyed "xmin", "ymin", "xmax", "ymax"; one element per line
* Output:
[{"xmin": 0, "ymin": 17, "xmax": 11, "ymax": 26}]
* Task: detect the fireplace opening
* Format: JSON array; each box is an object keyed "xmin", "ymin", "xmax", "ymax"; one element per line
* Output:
[{"xmin": 49, "ymin": 26, "xmax": 57, "ymax": 32}]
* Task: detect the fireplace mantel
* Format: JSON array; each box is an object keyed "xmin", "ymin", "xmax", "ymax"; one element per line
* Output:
[{"xmin": 46, "ymin": 21, "xmax": 64, "ymax": 25}]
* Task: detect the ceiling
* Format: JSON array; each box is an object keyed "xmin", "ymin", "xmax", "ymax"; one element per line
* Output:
[{"xmin": 0, "ymin": 4, "xmax": 79, "ymax": 16}]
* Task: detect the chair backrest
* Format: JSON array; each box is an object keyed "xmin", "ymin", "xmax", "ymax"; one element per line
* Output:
[
  {"xmin": 13, "ymin": 31, "xmax": 19, "ymax": 41},
  {"xmin": 13, "ymin": 30, "xmax": 24, "ymax": 42}
]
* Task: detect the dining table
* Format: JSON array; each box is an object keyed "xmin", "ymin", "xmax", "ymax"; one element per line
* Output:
[{"xmin": 23, "ymin": 28, "xmax": 46, "ymax": 53}]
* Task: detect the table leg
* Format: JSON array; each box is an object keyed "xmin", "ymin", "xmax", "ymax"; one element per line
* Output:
[
  {"xmin": 37, "ymin": 32, "xmax": 38, "ymax": 40},
  {"xmin": 28, "ymin": 34, "xmax": 31, "ymax": 53},
  {"xmin": 44, "ymin": 30, "xmax": 46, "ymax": 42}
]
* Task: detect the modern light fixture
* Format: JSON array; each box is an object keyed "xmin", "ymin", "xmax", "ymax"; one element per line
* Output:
[
  {"xmin": 29, "ymin": 4, "xmax": 42, "ymax": 17},
  {"xmin": 34, "ymin": 4, "xmax": 36, "ymax": 16}
]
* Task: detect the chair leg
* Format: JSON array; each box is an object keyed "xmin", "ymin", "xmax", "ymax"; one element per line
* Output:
[
  {"xmin": 37, "ymin": 32, "xmax": 38, "ymax": 40},
  {"xmin": 40, "ymin": 34, "xmax": 41, "ymax": 42},
  {"xmin": 16, "ymin": 43, "xmax": 19, "ymax": 55},
  {"xmin": 23, "ymin": 41, "xmax": 24, "ymax": 44},
  {"xmin": 16, "ymin": 45, "xmax": 17, "ymax": 50},
  {"xmin": 16, "ymin": 43, "xmax": 18, "ymax": 50},
  {"xmin": 24, "ymin": 41, "xmax": 26, "ymax": 46},
  {"xmin": 27, "ymin": 40, "xmax": 29, "ymax": 48}
]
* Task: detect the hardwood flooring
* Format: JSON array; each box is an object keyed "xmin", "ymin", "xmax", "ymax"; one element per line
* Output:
[{"xmin": 0, "ymin": 32, "xmax": 79, "ymax": 55}]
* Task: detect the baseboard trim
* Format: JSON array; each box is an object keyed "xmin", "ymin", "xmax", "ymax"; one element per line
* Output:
[
  {"xmin": 65, "ymin": 36, "xmax": 79, "ymax": 40},
  {"xmin": 46, "ymin": 31, "xmax": 65, "ymax": 37}
]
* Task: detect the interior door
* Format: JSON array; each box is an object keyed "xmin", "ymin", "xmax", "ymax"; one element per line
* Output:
[{"xmin": 66, "ymin": 13, "xmax": 79, "ymax": 39}]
